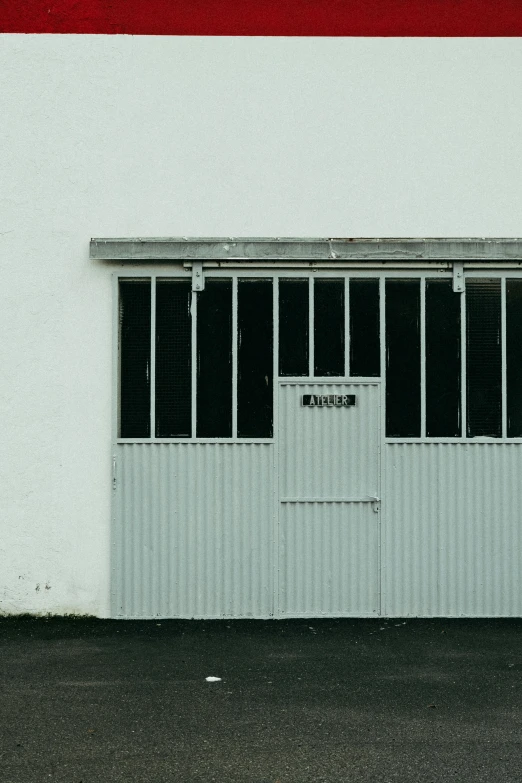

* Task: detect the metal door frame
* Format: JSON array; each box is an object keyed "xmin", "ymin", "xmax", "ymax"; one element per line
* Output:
[{"xmin": 276, "ymin": 380, "xmax": 382, "ymax": 617}]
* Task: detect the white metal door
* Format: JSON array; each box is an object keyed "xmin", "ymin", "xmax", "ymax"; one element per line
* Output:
[{"xmin": 278, "ymin": 382, "xmax": 380, "ymax": 617}]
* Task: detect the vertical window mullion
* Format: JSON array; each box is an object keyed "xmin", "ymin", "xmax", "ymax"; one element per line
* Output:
[
  {"xmin": 309, "ymin": 276, "xmax": 314, "ymax": 378},
  {"xmin": 232, "ymin": 276, "xmax": 238, "ymax": 438},
  {"xmin": 502, "ymin": 276, "xmax": 507, "ymax": 438},
  {"xmin": 191, "ymin": 288, "xmax": 197, "ymax": 439},
  {"xmin": 150, "ymin": 276, "xmax": 156, "ymax": 439},
  {"xmin": 273, "ymin": 275, "xmax": 279, "ymax": 420},
  {"xmin": 461, "ymin": 283, "xmax": 467, "ymax": 439},
  {"xmin": 420, "ymin": 277, "xmax": 426, "ymax": 439},
  {"xmin": 380, "ymin": 275, "xmax": 386, "ymax": 433},
  {"xmin": 345, "ymin": 277, "xmax": 350, "ymax": 377}
]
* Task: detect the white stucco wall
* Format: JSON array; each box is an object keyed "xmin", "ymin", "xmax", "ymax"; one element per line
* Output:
[{"xmin": 1, "ymin": 35, "xmax": 521, "ymax": 616}]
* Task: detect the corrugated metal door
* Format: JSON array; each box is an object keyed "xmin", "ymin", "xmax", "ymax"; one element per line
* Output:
[{"xmin": 278, "ymin": 382, "xmax": 380, "ymax": 617}]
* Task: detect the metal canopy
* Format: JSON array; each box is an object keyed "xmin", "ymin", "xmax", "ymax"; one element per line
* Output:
[{"xmin": 90, "ymin": 237, "xmax": 522, "ymax": 263}]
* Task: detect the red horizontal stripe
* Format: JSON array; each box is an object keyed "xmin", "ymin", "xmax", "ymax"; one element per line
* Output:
[{"xmin": 1, "ymin": 0, "xmax": 522, "ymax": 36}]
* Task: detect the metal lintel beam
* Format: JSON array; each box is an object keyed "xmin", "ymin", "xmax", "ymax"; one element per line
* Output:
[{"xmin": 90, "ymin": 237, "xmax": 522, "ymax": 263}]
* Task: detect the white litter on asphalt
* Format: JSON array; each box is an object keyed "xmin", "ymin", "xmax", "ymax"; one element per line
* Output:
[{"xmin": 205, "ymin": 676, "xmax": 222, "ymax": 682}]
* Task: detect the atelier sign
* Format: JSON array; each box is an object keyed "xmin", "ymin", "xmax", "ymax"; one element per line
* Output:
[{"xmin": 302, "ymin": 394, "xmax": 356, "ymax": 407}]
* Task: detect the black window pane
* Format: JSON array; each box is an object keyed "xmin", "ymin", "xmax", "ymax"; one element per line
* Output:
[
  {"xmin": 197, "ymin": 280, "xmax": 232, "ymax": 437},
  {"xmin": 119, "ymin": 280, "xmax": 151, "ymax": 438},
  {"xmin": 349, "ymin": 279, "xmax": 380, "ymax": 377},
  {"xmin": 279, "ymin": 279, "xmax": 309, "ymax": 376},
  {"xmin": 156, "ymin": 280, "xmax": 192, "ymax": 438},
  {"xmin": 466, "ymin": 279, "xmax": 501, "ymax": 438},
  {"xmin": 314, "ymin": 279, "xmax": 344, "ymax": 376},
  {"xmin": 385, "ymin": 279, "xmax": 421, "ymax": 437},
  {"xmin": 237, "ymin": 279, "xmax": 273, "ymax": 438},
  {"xmin": 425, "ymin": 280, "xmax": 461, "ymax": 437},
  {"xmin": 507, "ymin": 280, "xmax": 522, "ymax": 437}
]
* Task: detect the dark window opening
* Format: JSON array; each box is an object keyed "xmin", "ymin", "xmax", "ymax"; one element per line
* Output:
[
  {"xmin": 385, "ymin": 279, "xmax": 421, "ymax": 437},
  {"xmin": 349, "ymin": 279, "xmax": 380, "ymax": 377},
  {"xmin": 507, "ymin": 280, "xmax": 522, "ymax": 437},
  {"xmin": 118, "ymin": 272, "xmax": 522, "ymax": 442},
  {"xmin": 314, "ymin": 279, "xmax": 344, "ymax": 376},
  {"xmin": 156, "ymin": 280, "xmax": 192, "ymax": 438},
  {"xmin": 425, "ymin": 280, "xmax": 461, "ymax": 437},
  {"xmin": 466, "ymin": 279, "xmax": 501, "ymax": 438},
  {"xmin": 279, "ymin": 279, "xmax": 309, "ymax": 376},
  {"xmin": 119, "ymin": 280, "xmax": 151, "ymax": 438},
  {"xmin": 237, "ymin": 279, "xmax": 273, "ymax": 437},
  {"xmin": 197, "ymin": 280, "xmax": 233, "ymax": 437}
]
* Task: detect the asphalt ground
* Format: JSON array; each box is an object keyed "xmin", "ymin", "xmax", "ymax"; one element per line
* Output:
[{"xmin": 1, "ymin": 618, "xmax": 522, "ymax": 782}]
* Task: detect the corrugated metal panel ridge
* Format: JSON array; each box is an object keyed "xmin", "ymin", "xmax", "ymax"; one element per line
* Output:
[
  {"xmin": 385, "ymin": 443, "xmax": 522, "ymax": 616},
  {"xmin": 114, "ymin": 443, "xmax": 274, "ymax": 618}
]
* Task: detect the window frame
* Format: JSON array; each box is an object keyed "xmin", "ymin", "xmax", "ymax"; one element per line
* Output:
[{"xmin": 113, "ymin": 267, "xmax": 522, "ymax": 445}]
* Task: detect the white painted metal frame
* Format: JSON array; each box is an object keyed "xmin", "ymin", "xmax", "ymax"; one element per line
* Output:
[
  {"xmin": 420, "ymin": 277, "xmax": 426, "ymax": 440},
  {"xmin": 308, "ymin": 276, "xmax": 314, "ymax": 377},
  {"xmin": 111, "ymin": 259, "xmax": 522, "ymax": 620},
  {"xmin": 461, "ymin": 279, "xmax": 467, "ymax": 439},
  {"xmin": 272, "ymin": 278, "xmax": 280, "ymax": 617},
  {"xmin": 345, "ymin": 277, "xmax": 350, "ymax": 377},
  {"xmin": 190, "ymin": 289, "xmax": 197, "ymax": 437},
  {"xmin": 150, "ymin": 281, "xmax": 157, "ymax": 438},
  {"xmin": 232, "ymin": 277, "xmax": 238, "ymax": 438},
  {"xmin": 378, "ymin": 276, "xmax": 386, "ymax": 617}
]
